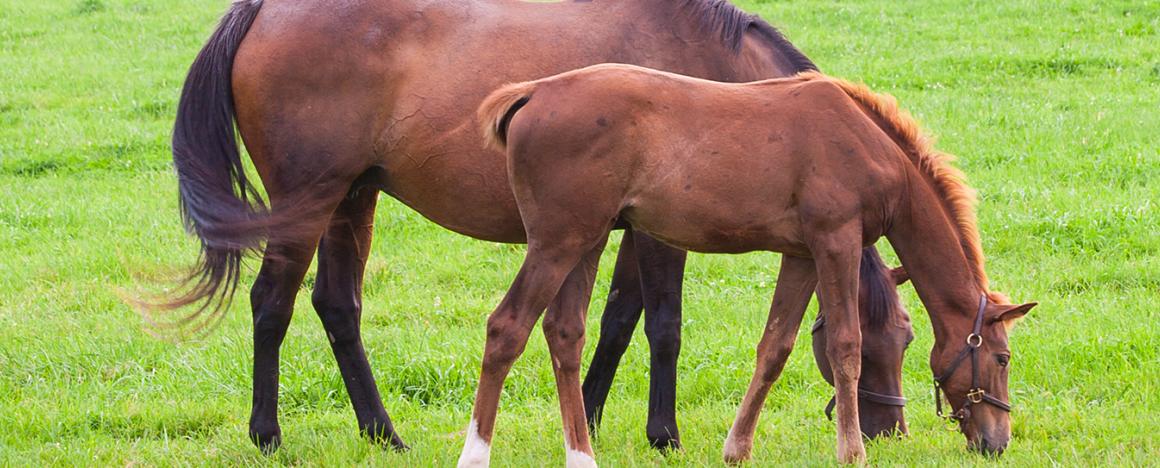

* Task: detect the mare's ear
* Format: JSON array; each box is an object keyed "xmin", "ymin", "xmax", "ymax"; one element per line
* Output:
[
  {"xmin": 991, "ymin": 302, "xmax": 1037, "ymax": 331},
  {"xmin": 890, "ymin": 266, "xmax": 910, "ymax": 285}
]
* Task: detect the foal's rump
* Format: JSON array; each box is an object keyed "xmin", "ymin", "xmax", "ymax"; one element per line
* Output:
[{"xmin": 478, "ymin": 64, "xmax": 902, "ymax": 254}]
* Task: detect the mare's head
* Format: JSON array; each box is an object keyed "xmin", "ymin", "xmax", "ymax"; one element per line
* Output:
[
  {"xmin": 931, "ymin": 293, "xmax": 1035, "ymax": 455},
  {"xmin": 812, "ymin": 248, "xmax": 914, "ymax": 438}
]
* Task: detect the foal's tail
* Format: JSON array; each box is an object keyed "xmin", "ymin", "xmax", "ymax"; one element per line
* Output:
[
  {"xmin": 138, "ymin": 0, "xmax": 267, "ymax": 336},
  {"xmin": 478, "ymin": 81, "xmax": 537, "ymax": 151}
]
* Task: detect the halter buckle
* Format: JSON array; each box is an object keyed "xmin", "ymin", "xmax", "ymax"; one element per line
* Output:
[
  {"xmin": 966, "ymin": 333, "xmax": 983, "ymax": 348},
  {"xmin": 967, "ymin": 388, "xmax": 986, "ymax": 404}
]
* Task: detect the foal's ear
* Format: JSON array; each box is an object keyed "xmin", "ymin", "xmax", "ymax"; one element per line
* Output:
[
  {"xmin": 890, "ymin": 266, "xmax": 910, "ymax": 285},
  {"xmin": 991, "ymin": 302, "xmax": 1037, "ymax": 331}
]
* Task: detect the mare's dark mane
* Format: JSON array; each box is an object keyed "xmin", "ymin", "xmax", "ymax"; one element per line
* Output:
[
  {"xmin": 860, "ymin": 248, "xmax": 896, "ymax": 329},
  {"xmin": 677, "ymin": 0, "xmax": 817, "ymax": 73}
]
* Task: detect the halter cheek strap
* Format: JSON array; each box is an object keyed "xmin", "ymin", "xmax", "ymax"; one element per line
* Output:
[
  {"xmin": 811, "ymin": 317, "xmax": 908, "ymax": 420},
  {"xmin": 824, "ymin": 389, "xmax": 908, "ymax": 421},
  {"xmin": 932, "ymin": 294, "xmax": 1012, "ymax": 422}
]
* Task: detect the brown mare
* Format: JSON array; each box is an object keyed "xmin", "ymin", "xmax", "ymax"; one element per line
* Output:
[
  {"xmin": 476, "ymin": 64, "xmax": 1036, "ymax": 464},
  {"xmin": 162, "ymin": 0, "xmax": 908, "ymax": 454}
]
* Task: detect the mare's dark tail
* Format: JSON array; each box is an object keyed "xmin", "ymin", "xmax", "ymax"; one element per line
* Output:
[{"xmin": 139, "ymin": 0, "xmax": 267, "ymax": 336}]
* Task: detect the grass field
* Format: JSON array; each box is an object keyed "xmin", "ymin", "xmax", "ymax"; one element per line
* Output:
[{"xmin": 1, "ymin": 0, "xmax": 1157, "ymax": 465}]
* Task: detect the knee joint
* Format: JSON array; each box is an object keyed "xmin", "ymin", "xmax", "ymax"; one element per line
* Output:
[
  {"xmin": 825, "ymin": 338, "xmax": 862, "ymax": 378},
  {"xmin": 543, "ymin": 316, "xmax": 585, "ymax": 348},
  {"xmin": 644, "ymin": 316, "xmax": 681, "ymax": 354},
  {"xmin": 484, "ymin": 315, "xmax": 529, "ymax": 367},
  {"xmin": 311, "ymin": 294, "xmax": 362, "ymax": 345}
]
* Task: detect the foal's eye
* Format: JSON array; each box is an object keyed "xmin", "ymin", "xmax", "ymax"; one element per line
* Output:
[{"xmin": 996, "ymin": 354, "xmax": 1011, "ymax": 367}]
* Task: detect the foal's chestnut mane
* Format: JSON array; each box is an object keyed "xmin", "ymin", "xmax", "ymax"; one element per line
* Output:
[{"xmin": 806, "ymin": 72, "xmax": 1009, "ymax": 304}]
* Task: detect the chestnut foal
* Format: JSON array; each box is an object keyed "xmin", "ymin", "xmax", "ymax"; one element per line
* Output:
[{"xmin": 472, "ymin": 64, "xmax": 1035, "ymax": 464}]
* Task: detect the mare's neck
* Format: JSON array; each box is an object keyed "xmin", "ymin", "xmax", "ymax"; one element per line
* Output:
[{"xmin": 885, "ymin": 175, "xmax": 983, "ymax": 343}]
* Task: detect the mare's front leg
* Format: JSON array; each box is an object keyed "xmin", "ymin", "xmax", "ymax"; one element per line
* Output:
[
  {"xmin": 811, "ymin": 226, "xmax": 866, "ymax": 464},
  {"xmin": 722, "ymin": 255, "xmax": 817, "ymax": 463},
  {"xmin": 457, "ymin": 241, "xmax": 597, "ymax": 468},
  {"xmin": 634, "ymin": 233, "xmax": 688, "ymax": 450},
  {"xmin": 310, "ymin": 181, "xmax": 406, "ymax": 449},
  {"xmin": 582, "ymin": 229, "xmax": 645, "ymax": 433},
  {"xmin": 544, "ymin": 240, "xmax": 608, "ymax": 468}
]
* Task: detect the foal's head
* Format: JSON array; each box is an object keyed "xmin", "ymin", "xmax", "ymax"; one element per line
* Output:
[
  {"xmin": 931, "ymin": 293, "xmax": 1035, "ymax": 455},
  {"xmin": 812, "ymin": 248, "xmax": 914, "ymax": 438}
]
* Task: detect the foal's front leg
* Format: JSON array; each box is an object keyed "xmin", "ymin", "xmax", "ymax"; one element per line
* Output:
[
  {"xmin": 543, "ymin": 241, "xmax": 607, "ymax": 468},
  {"xmin": 722, "ymin": 255, "xmax": 817, "ymax": 463},
  {"xmin": 457, "ymin": 243, "xmax": 593, "ymax": 468},
  {"xmin": 812, "ymin": 231, "xmax": 866, "ymax": 464}
]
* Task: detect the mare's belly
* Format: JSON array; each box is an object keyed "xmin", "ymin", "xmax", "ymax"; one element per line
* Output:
[{"xmin": 379, "ymin": 121, "xmax": 527, "ymax": 244}]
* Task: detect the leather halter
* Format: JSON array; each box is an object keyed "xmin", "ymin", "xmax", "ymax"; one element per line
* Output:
[
  {"xmin": 810, "ymin": 317, "xmax": 908, "ymax": 420},
  {"xmin": 932, "ymin": 294, "xmax": 1012, "ymax": 422}
]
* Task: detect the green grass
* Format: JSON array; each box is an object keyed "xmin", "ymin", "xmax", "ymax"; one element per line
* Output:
[{"xmin": 1, "ymin": 0, "xmax": 1156, "ymax": 465}]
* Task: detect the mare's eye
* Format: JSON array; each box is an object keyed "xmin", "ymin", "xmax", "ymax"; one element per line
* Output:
[{"xmin": 996, "ymin": 354, "xmax": 1011, "ymax": 367}]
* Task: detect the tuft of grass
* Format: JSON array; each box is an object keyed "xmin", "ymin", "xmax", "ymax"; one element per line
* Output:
[{"xmin": 75, "ymin": 0, "xmax": 104, "ymax": 15}]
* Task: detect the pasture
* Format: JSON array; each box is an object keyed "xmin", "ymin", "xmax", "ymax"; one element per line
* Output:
[{"xmin": 0, "ymin": 0, "xmax": 1156, "ymax": 465}]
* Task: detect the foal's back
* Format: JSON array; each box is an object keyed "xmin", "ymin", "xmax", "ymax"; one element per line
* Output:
[{"xmin": 494, "ymin": 64, "xmax": 908, "ymax": 255}]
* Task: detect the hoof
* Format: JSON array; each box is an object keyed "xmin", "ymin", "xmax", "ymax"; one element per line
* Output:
[
  {"xmin": 647, "ymin": 432, "xmax": 681, "ymax": 452},
  {"xmin": 722, "ymin": 435, "xmax": 752, "ymax": 465},
  {"xmin": 566, "ymin": 448, "xmax": 598, "ymax": 468},
  {"xmin": 836, "ymin": 439, "xmax": 867, "ymax": 465},
  {"xmin": 361, "ymin": 422, "xmax": 409, "ymax": 451},
  {"xmin": 585, "ymin": 413, "xmax": 602, "ymax": 440},
  {"xmin": 249, "ymin": 427, "xmax": 282, "ymax": 455}
]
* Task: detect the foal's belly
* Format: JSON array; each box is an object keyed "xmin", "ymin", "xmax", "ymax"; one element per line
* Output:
[{"xmin": 622, "ymin": 195, "xmax": 806, "ymax": 256}]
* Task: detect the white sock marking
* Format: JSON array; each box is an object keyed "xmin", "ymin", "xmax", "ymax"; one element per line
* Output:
[{"xmin": 457, "ymin": 419, "xmax": 491, "ymax": 468}]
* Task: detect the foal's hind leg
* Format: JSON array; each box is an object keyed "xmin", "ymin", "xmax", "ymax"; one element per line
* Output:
[
  {"xmin": 723, "ymin": 255, "xmax": 816, "ymax": 463},
  {"xmin": 458, "ymin": 237, "xmax": 605, "ymax": 468},
  {"xmin": 310, "ymin": 177, "xmax": 407, "ymax": 450},
  {"xmin": 583, "ymin": 229, "xmax": 645, "ymax": 434},
  {"xmin": 543, "ymin": 240, "xmax": 607, "ymax": 467}
]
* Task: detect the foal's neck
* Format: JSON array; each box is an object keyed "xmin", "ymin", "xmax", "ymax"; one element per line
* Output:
[{"xmin": 885, "ymin": 175, "xmax": 983, "ymax": 343}]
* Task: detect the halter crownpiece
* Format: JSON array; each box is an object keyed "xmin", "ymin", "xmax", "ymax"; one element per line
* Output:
[{"xmin": 932, "ymin": 294, "xmax": 1012, "ymax": 422}]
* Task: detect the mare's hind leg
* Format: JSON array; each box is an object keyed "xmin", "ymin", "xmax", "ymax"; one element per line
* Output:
[
  {"xmin": 310, "ymin": 175, "xmax": 407, "ymax": 450},
  {"xmin": 635, "ymin": 233, "xmax": 688, "ymax": 451},
  {"xmin": 722, "ymin": 255, "xmax": 816, "ymax": 463},
  {"xmin": 543, "ymin": 239, "xmax": 608, "ymax": 467},
  {"xmin": 248, "ymin": 190, "xmax": 351, "ymax": 453},
  {"xmin": 581, "ymin": 229, "xmax": 688, "ymax": 451},
  {"xmin": 458, "ymin": 235, "xmax": 607, "ymax": 467},
  {"xmin": 582, "ymin": 229, "xmax": 645, "ymax": 433}
]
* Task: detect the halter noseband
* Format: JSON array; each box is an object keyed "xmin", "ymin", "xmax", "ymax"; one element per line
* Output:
[
  {"xmin": 932, "ymin": 294, "xmax": 1012, "ymax": 422},
  {"xmin": 810, "ymin": 317, "xmax": 908, "ymax": 421}
]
